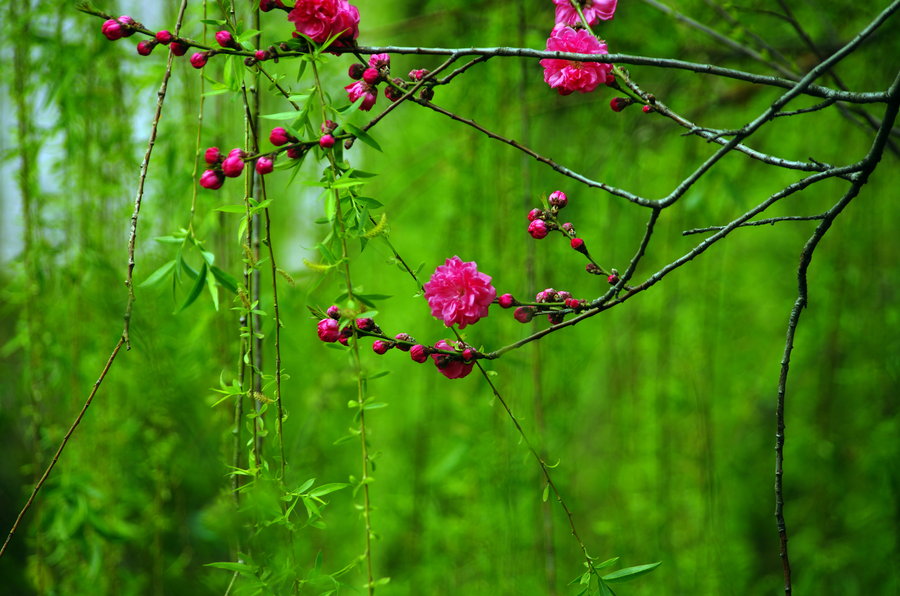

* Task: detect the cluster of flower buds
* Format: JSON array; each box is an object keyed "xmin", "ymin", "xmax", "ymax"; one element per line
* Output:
[
  {"xmin": 319, "ymin": 120, "xmax": 337, "ymax": 149},
  {"xmin": 346, "ymin": 53, "xmax": 392, "ymax": 111},
  {"xmin": 526, "ymin": 190, "xmax": 595, "ymax": 260},
  {"xmin": 200, "ymin": 146, "xmax": 275, "ymax": 190},
  {"xmin": 512, "ymin": 287, "xmax": 586, "ymax": 325},
  {"xmin": 315, "ymin": 307, "xmax": 478, "ymax": 379}
]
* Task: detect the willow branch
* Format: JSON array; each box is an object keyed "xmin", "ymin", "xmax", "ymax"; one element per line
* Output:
[{"xmin": 682, "ymin": 214, "xmax": 828, "ymax": 236}]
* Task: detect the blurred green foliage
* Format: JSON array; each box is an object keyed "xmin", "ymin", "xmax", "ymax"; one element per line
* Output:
[{"xmin": 1, "ymin": 1, "xmax": 898, "ymax": 594}]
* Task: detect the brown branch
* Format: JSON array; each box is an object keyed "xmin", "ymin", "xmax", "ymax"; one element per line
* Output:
[{"xmin": 682, "ymin": 214, "xmax": 827, "ymax": 236}]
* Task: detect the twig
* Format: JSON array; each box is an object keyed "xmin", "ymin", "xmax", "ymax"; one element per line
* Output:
[
  {"xmin": 122, "ymin": 0, "xmax": 190, "ymax": 348},
  {"xmin": 682, "ymin": 214, "xmax": 827, "ymax": 236},
  {"xmin": 0, "ymin": 338, "xmax": 125, "ymax": 559}
]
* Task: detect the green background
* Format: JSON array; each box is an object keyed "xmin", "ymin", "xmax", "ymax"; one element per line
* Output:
[{"xmin": 1, "ymin": 1, "xmax": 897, "ymax": 594}]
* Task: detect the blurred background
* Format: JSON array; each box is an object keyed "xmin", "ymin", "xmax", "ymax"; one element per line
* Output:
[{"xmin": 1, "ymin": 1, "xmax": 897, "ymax": 594}]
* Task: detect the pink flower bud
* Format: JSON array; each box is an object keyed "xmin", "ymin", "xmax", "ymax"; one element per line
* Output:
[
  {"xmin": 136, "ymin": 40, "xmax": 156, "ymax": 56},
  {"xmin": 408, "ymin": 69, "xmax": 429, "ymax": 81},
  {"xmin": 117, "ymin": 16, "xmax": 136, "ymax": 36},
  {"xmin": 586, "ymin": 263, "xmax": 602, "ymax": 275},
  {"xmin": 355, "ymin": 318, "xmax": 375, "ymax": 331},
  {"xmin": 348, "ymin": 63, "xmax": 366, "ymax": 80},
  {"xmin": 564, "ymin": 298, "xmax": 581, "ymax": 309},
  {"xmin": 548, "ymin": 312, "xmax": 565, "ymax": 325},
  {"xmin": 606, "ymin": 72, "xmax": 617, "ymax": 86},
  {"xmin": 394, "ymin": 333, "xmax": 414, "ymax": 351},
  {"xmin": 610, "ymin": 97, "xmax": 630, "ymax": 112},
  {"xmin": 286, "ymin": 146, "xmax": 305, "ymax": 159},
  {"xmin": 222, "ymin": 154, "xmax": 245, "ymax": 178},
  {"xmin": 431, "ymin": 339, "xmax": 473, "ymax": 379},
  {"xmin": 269, "ymin": 127, "xmax": 293, "ymax": 146},
  {"xmin": 199, "ymin": 169, "xmax": 225, "ymax": 190},
  {"xmin": 384, "ymin": 85, "xmax": 403, "ymax": 102},
  {"xmin": 254, "ymin": 49, "xmax": 270, "ymax": 61},
  {"xmin": 557, "ymin": 290, "xmax": 572, "ymax": 301},
  {"xmin": 255, "ymin": 157, "xmax": 274, "ymax": 175},
  {"xmin": 204, "ymin": 147, "xmax": 222, "ymax": 165},
  {"xmin": 562, "ymin": 222, "xmax": 575, "ymax": 234},
  {"xmin": 527, "ymin": 208, "xmax": 542, "ymax": 222},
  {"xmin": 372, "ymin": 340, "xmax": 392, "ymax": 355},
  {"xmin": 319, "ymin": 134, "xmax": 335, "ymax": 149},
  {"xmin": 155, "ymin": 30, "xmax": 174, "ymax": 44},
  {"xmin": 368, "ymin": 53, "xmax": 390, "ymax": 69},
  {"xmin": 570, "ymin": 237, "xmax": 588, "ymax": 255},
  {"xmin": 317, "ymin": 318, "xmax": 340, "ymax": 342},
  {"xmin": 410, "ymin": 344, "xmax": 429, "ymax": 363},
  {"xmin": 215, "ymin": 30, "xmax": 237, "ymax": 49},
  {"xmin": 326, "ymin": 305, "xmax": 340, "ymax": 319},
  {"xmin": 321, "ymin": 120, "xmax": 337, "ymax": 134},
  {"xmin": 528, "ymin": 219, "xmax": 549, "ymax": 239},
  {"xmin": 607, "ymin": 273, "xmax": 619, "ymax": 284},
  {"xmin": 535, "ymin": 289, "xmax": 554, "ymax": 303},
  {"xmin": 514, "ymin": 307, "xmax": 535, "ymax": 323},
  {"xmin": 642, "ymin": 105, "xmax": 654, "ymax": 113},
  {"xmin": 498, "ymin": 293, "xmax": 515, "ymax": 309},
  {"xmin": 101, "ymin": 19, "xmax": 124, "ymax": 41},
  {"xmin": 362, "ymin": 67, "xmax": 380, "ymax": 85},
  {"xmin": 548, "ymin": 190, "xmax": 568, "ymax": 208},
  {"xmin": 170, "ymin": 41, "xmax": 188, "ymax": 56},
  {"xmin": 190, "ymin": 52, "xmax": 209, "ymax": 69},
  {"xmin": 228, "ymin": 148, "xmax": 245, "ymax": 158},
  {"xmin": 260, "ymin": 0, "xmax": 285, "ymax": 11},
  {"xmin": 462, "ymin": 348, "xmax": 476, "ymax": 362},
  {"xmin": 419, "ymin": 87, "xmax": 435, "ymax": 101}
]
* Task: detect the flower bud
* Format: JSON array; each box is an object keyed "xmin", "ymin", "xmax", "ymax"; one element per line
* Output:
[
  {"xmin": 535, "ymin": 289, "xmax": 554, "ymax": 303},
  {"xmin": 528, "ymin": 219, "xmax": 549, "ymax": 240},
  {"xmin": 409, "ymin": 69, "xmax": 429, "ymax": 81},
  {"xmin": 547, "ymin": 312, "xmax": 565, "ymax": 325},
  {"xmin": 462, "ymin": 348, "xmax": 476, "ymax": 362},
  {"xmin": 562, "ymin": 222, "xmax": 575, "ymax": 234},
  {"xmin": 527, "ymin": 208, "xmax": 542, "ymax": 222},
  {"xmin": 199, "ymin": 169, "xmax": 225, "ymax": 190},
  {"xmin": 410, "ymin": 344, "xmax": 429, "ymax": 363},
  {"xmin": 586, "ymin": 263, "xmax": 602, "ymax": 275},
  {"xmin": 355, "ymin": 318, "xmax": 375, "ymax": 331},
  {"xmin": 269, "ymin": 127, "xmax": 293, "ymax": 147},
  {"xmin": 204, "ymin": 147, "xmax": 222, "ymax": 165},
  {"xmin": 326, "ymin": 305, "xmax": 341, "ymax": 319},
  {"xmin": 548, "ymin": 190, "xmax": 568, "ymax": 208},
  {"xmin": 155, "ymin": 30, "xmax": 174, "ymax": 45},
  {"xmin": 319, "ymin": 134, "xmax": 336, "ymax": 149},
  {"xmin": 222, "ymin": 154, "xmax": 245, "ymax": 178},
  {"xmin": 317, "ymin": 318, "xmax": 340, "ymax": 342},
  {"xmin": 570, "ymin": 238, "xmax": 588, "ymax": 255},
  {"xmin": 368, "ymin": 53, "xmax": 390, "ymax": 69},
  {"xmin": 254, "ymin": 49, "xmax": 270, "ymax": 61},
  {"xmin": 605, "ymin": 72, "xmax": 617, "ymax": 86},
  {"xmin": 228, "ymin": 148, "xmax": 245, "ymax": 158},
  {"xmin": 190, "ymin": 52, "xmax": 210, "ymax": 69},
  {"xmin": 255, "ymin": 156, "xmax": 274, "ymax": 175},
  {"xmin": 607, "ymin": 273, "xmax": 619, "ymax": 284},
  {"xmin": 117, "ymin": 16, "xmax": 136, "ymax": 37},
  {"xmin": 260, "ymin": 0, "xmax": 285, "ymax": 11},
  {"xmin": 321, "ymin": 120, "xmax": 337, "ymax": 134},
  {"xmin": 136, "ymin": 40, "xmax": 157, "ymax": 56},
  {"xmin": 215, "ymin": 30, "xmax": 238, "ymax": 49},
  {"xmin": 610, "ymin": 97, "xmax": 631, "ymax": 112},
  {"xmin": 170, "ymin": 41, "xmax": 188, "ymax": 56},
  {"xmin": 394, "ymin": 333, "xmax": 414, "ymax": 351},
  {"xmin": 101, "ymin": 19, "xmax": 124, "ymax": 41},
  {"xmin": 419, "ymin": 87, "xmax": 435, "ymax": 101},
  {"xmin": 348, "ymin": 63, "xmax": 365, "ymax": 80},
  {"xmin": 556, "ymin": 290, "xmax": 572, "ymax": 301},
  {"xmin": 564, "ymin": 298, "xmax": 581, "ymax": 309},
  {"xmin": 384, "ymin": 85, "xmax": 403, "ymax": 102},
  {"xmin": 642, "ymin": 104, "xmax": 654, "ymax": 113},
  {"xmin": 362, "ymin": 67, "xmax": 380, "ymax": 85},
  {"xmin": 372, "ymin": 340, "xmax": 392, "ymax": 355},
  {"xmin": 513, "ymin": 307, "xmax": 535, "ymax": 323},
  {"xmin": 498, "ymin": 293, "xmax": 515, "ymax": 309},
  {"xmin": 286, "ymin": 146, "xmax": 305, "ymax": 159}
]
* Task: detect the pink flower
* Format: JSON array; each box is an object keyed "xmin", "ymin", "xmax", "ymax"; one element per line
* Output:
[
  {"xmin": 255, "ymin": 157, "xmax": 274, "ymax": 175},
  {"xmin": 540, "ymin": 26, "xmax": 611, "ymax": 95},
  {"xmin": 423, "ymin": 256, "xmax": 496, "ymax": 329},
  {"xmin": 528, "ymin": 219, "xmax": 549, "ymax": 239},
  {"xmin": 344, "ymin": 80, "xmax": 377, "ymax": 111},
  {"xmin": 319, "ymin": 134, "xmax": 336, "ymax": 149},
  {"xmin": 553, "ymin": 0, "xmax": 617, "ymax": 26},
  {"xmin": 410, "ymin": 344, "xmax": 429, "ymax": 363},
  {"xmin": 431, "ymin": 340, "xmax": 474, "ymax": 379},
  {"xmin": 368, "ymin": 53, "xmax": 390, "ymax": 69},
  {"xmin": 288, "ymin": 0, "xmax": 360, "ymax": 46},
  {"xmin": 222, "ymin": 153, "xmax": 245, "ymax": 177}
]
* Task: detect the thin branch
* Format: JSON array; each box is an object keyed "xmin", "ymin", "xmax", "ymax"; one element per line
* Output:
[
  {"xmin": 1, "ymin": 338, "xmax": 125, "ymax": 559},
  {"xmin": 122, "ymin": 0, "xmax": 190, "ymax": 349},
  {"xmin": 682, "ymin": 214, "xmax": 827, "ymax": 236}
]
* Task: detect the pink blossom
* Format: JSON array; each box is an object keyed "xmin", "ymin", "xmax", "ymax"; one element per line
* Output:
[
  {"xmin": 540, "ymin": 26, "xmax": 611, "ymax": 95},
  {"xmin": 288, "ymin": 0, "xmax": 360, "ymax": 46},
  {"xmin": 431, "ymin": 340, "xmax": 474, "ymax": 380},
  {"xmin": 553, "ymin": 0, "xmax": 617, "ymax": 26},
  {"xmin": 423, "ymin": 256, "xmax": 496, "ymax": 329},
  {"xmin": 410, "ymin": 344, "xmax": 429, "ymax": 363},
  {"xmin": 368, "ymin": 53, "xmax": 390, "ymax": 69},
  {"xmin": 255, "ymin": 157, "xmax": 274, "ymax": 175},
  {"xmin": 199, "ymin": 169, "xmax": 225, "ymax": 190},
  {"xmin": 344, "ymin": 80, "xmax": 377, "ymax": 111}
]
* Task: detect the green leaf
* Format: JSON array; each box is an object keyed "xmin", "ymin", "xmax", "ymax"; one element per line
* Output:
[
  {"xmin": 602, "ymin": 562, "xmax": 662, "ymax": 584},
  {"xmin": 261, "ymin": 111, "xmax": 303, "ymax": 120},
  {"xmin": 177, "ymin": 263, "xmax": 208, "ymax": 313},
  {"xmin": 205, "ymin": 561, "xmax": 257, "ymax": 573},
  {"xmin": 309, "ymin": 483, "xmax": 349, "ymax": 498},
  {"xmin": 206, "ymin": 266, "xmax": 220, "ymax": 311},
  {"xmin": 139, "ymin": 260, "xmax": 176, "ymax": 288},
  {"xmin": 362, "ymin": 401, "xmax": 388, "ymax": 411},
  {"xmin": 211, "ymin": 266, "xmax": 239, "ymax": 294},
  {"xmin": 294, "ymin": 478, "xmax": 316, "ymax": 494},
  {"xmin": 215, "ymin": 204, "xmax": 247, "ymax": 213},
  {"xmin": 594, "ymin": 557, "xmax": 620, "ymax": 571},
  {"xmin": 541, "ymin": 484, "xmax": 550, "ymax": 502}
]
